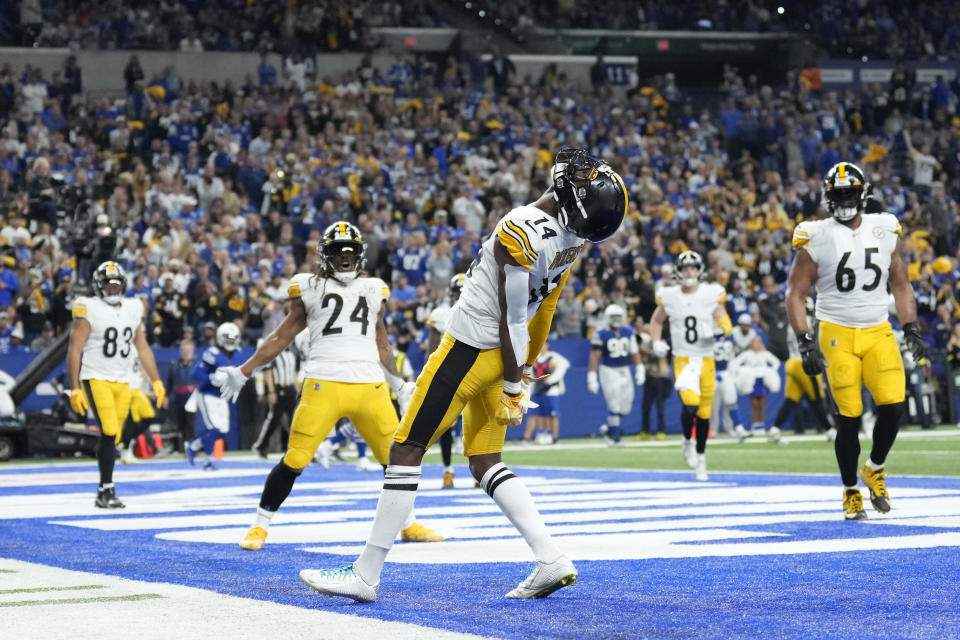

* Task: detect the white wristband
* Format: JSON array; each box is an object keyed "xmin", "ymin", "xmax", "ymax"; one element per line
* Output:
[{"xmin": 502, "ymin": 379, "xmax": 521, "ymax": 395}]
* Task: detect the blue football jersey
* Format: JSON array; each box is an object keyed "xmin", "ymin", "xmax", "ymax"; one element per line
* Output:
[
  {"xmin": 192, "ymin": 346, "xmax": 240, "ymax": 396},
  {"xmin": 714, "ymin": 337, "xmax": 735, "ymax": 372},
  {"xmin": 591, "ymin": 326, "xmax": 637, "ymax": 367}
]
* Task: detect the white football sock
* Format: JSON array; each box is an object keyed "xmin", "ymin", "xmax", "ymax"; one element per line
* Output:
[
  {"xmin": 444, "ymin": 465, "xmax": 454, "ymax": 474},
  {"xmin": 867, "ymin": 458, "xmax": 883, "ymax": 471},
  {"xmin": 355, "ymin": 465, "xmax": 420, "ymax": 585},
  {"xmin": 190, "ymin": 438, "xmax": 203, "ymax": 452},
  {"xmin": 254, "ymin": 506, "xmax": 275, "ymax": 529},
  {"xmin": 481, "ymin": 463, "xmax": 561, "ymax": 564}
]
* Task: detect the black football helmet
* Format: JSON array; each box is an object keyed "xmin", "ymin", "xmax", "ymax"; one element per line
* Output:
[
  {"xmin": 93, "ymin": 261, "xmax": 127, "ymax": 304},
  {"xmin": 551, "ymin": 148, "xmax": 628, "ymax": 243},
  {"xmin": 822, "ymin": 162, "xmax": 867, "ymax": 222},
  {"xmin": 319, "ymin": 221, "xmax": 366, "ymax": 282}
]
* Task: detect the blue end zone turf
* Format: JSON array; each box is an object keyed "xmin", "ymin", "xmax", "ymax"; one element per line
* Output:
[{"xmin": 1, "ymin": 461, "xmax": 959, "ymax": 639}]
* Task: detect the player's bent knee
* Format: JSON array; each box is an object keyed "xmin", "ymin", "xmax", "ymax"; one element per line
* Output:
[
  {"xmin": 283, "ymin": 449, "xmax": 312, "ymax": 470},
  {"xmin": 389, "ymin": 441, "xmax": 426, "ymax": 467}
]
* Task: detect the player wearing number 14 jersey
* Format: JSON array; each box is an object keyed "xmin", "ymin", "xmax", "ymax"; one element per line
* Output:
[
  {"xmin": 67, "ymin": 261, "xmax": 165, "ymax": 508},
  {"xmin": 787, "ymin": 161, "xmax": 926, "ymax": 520},
  {"xmin": 648, "ymin": 251, "xmax": 733, "ymax": 481}
]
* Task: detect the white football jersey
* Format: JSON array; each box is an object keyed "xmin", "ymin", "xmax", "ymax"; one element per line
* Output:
[
  {"xmin": 288, "ymin": 273, "xmax": 389, "ymax": 383},
  {"xmin": 793, "ymin": 213, "xmax": 901, "ymax": 328},
  {"xmin": 656, "ymin": 282, "xmax": 726, "ymax": 357},
  {"xmin": 447, "ymin": 205, "xmax": 586, "ymax": 349},
  {"xmin": 72, "ymin": 296, "xmax": 144, "ymax": 382}
]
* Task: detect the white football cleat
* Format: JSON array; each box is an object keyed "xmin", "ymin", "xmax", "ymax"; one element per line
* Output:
[
  {"xmin": 825, "ymin": 427, "xmax": 837, "ymax": 442},
  {"xmin": 355, "ymin": 456, "xmax": 381, "ymax": 472},
  {"xmin": 300, "ymin": 563, "xmax": 378, "ymax": 603},
  {"xmin": 682, "ymin": 438, "xmax": 697, "ymax": 469},
  {"xmin": 695, "ymin": 455, "xmax": 708, "ymax": 481},
  {"xmin": 734, "ymin": 424, "xmax": 749, "ymax": 443},
  {"xmin": 767, "ymin": 426, "xmax": 782, "ymax": 443},
  {"xmin": 505, "ymin": 556, "xmax": 577, "ymax": 599},
  {"xmin": 120, "ymin": 446, "xmax": 139, "ymax": 464}
]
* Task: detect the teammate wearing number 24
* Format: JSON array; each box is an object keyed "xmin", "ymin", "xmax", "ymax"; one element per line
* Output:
[
  {"xmin": 297, "ymin": 148, "xmax": 627, "ymax": 603},
  {"xmin": 787, "ymin": 161, "xmax": 926, "ymax": 521},
  {"xmin": 213, "ymin": 221, "xmax": 441, "ymax": 551},
  {"xmin": 67, "ymin": 261, "xmax": 165, "ymax": 509}
]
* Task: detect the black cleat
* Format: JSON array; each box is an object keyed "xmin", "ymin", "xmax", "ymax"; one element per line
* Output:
[{"xmin": 95, "ymin": 487, "xmax": 126, "ymax": 509}]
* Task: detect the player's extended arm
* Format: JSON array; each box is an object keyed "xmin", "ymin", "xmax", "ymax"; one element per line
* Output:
[
  {"xmin": 239, "ymin": 297, "xmax": 307, "ymax": 376},
  {"xmin": 786, "ymin": 248, "xmax": 827, "ymax": 375},
  {"xmin": 526, "ymin": 269, "xmax": 570, "ymax": 366},
  {"xmin": 66, "ymin": 317, "xmax": 90, "ymax": 391},
  {"xmin": 134, "ymin": 325, "xmax": 166, "ymax": 407},
  {"xmin": 648, "ymin": 306, "xmax": 666, "ymax": 341},
  {"xmin": 495, "ymin": 238, "xmax": 529, "ymax": 389},
  {"xmin": 786, "ymin": 248, "xmax": 817, "ymax": 335},
  {"xmin": 377, "ymin": 306, "xmax": 415, "ymax": 407},
  {"xmin": 889, "ymin": 238, "xmax": 927, "ymax": 362},
  {"xmin": 713, "ymin": 305, "xmax": 733, "ymax": 337},
  {"xmin": 426, "ymin": 326, "xmax": 442, "ymax": 357}
]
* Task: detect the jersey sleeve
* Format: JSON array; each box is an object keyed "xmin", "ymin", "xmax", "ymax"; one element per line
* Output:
[
  {"xmin": 71, "ymin": 296, "xmax": 89, "ymax": 319},
  {"xmin": 287, "ymin": 273, "xmax": 307, "ymax": 299},
  {"xmin": 712, "ymin": 283, "xmax": 727, "ymax": 304},
  {"xmin": 496, "ymin": 216, "xmax": 538, "ymax": 270},
  {"xmin": 792, "ymin": 221, "xmax": 817, "ymax": 261},
  {"xmin": 377, "ymin": 278, "xmax": 390, "ymax": 300}
]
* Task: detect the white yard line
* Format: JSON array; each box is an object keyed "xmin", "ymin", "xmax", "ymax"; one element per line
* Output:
[{"xmin": 0, "ymin": 558, "xmax": 492, "ymax": 640}]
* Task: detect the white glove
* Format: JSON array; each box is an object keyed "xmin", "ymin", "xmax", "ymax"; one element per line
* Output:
[
  {"xmin": 635, "ymin": 363, "xmax": 646, "ymax": 386},
  {"xmin": 214, "ymin": 366, "xmax": 249, "ymax": 402},
  {"xmin": 653, "ymin": 339, "xmax": 670, "ymax": 358},
  {"xmin": 587, "ymin": 370, "xmax": 600, "ymax": 394},
  {"xmin": 396, "ymin": 381, "xmax": 416, "ymax": 414}
]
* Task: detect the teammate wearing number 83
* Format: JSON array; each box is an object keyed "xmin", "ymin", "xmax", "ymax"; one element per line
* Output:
[
  {"xmin": 67, "ymin": 261, "xmax": 165, "ymax": 509},
  {"xmin": 787, "ymin": 161, "xmax": 926, "ymax": 521},
  {"xmin": 648, "ymin": 250, "xmax": 733, "ymax": 481}
]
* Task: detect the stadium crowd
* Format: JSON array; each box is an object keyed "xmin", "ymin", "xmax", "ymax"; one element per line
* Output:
[{"xmin": 1, "ymin": 32, "xmax": 960, "ymax": 422}]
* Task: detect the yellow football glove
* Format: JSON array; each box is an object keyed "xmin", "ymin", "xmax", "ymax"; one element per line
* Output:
[
  {"xmin": 69, "ymin": 388, "xmax": 89, "ymax": 415},
  {"xmin": 498, "ymin": 391, "xmax": 539, "ymax": 426},
  {"xmin": 151, "ymin": 379, "xmax": 166, "ymax": 408}
]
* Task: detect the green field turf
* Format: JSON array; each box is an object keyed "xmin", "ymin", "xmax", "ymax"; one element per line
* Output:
[{"xmin": 423, "ymin": 428, "xmax": 960, "ymax": 477}]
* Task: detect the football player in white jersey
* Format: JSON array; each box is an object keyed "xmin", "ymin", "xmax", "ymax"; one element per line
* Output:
[
  {"xmin": 67, "ymin": 261, "xmax": 165, "ymax": 508},
  {"xmin": 648, "ymin": 251, "xmax": 733, "ymax": 481},
  {"xmin": 298, "ymin": 148, "xmax": 627, "ymax": 602},
  {"xmin": 425, "ymin": 272, "xmax": 466, "ymax": 488},
  {"xmin": 787, "ymin": 161, "xmax": 926, "ymax": 520},
  {"xmin": 212, "ymin": 222, "xmax": 442, "ymax": 550}
]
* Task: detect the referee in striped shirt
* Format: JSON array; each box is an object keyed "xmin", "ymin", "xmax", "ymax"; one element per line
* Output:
[{"xmin": 252, "ymin": 341, "xmax": 298, "ymax": 458}]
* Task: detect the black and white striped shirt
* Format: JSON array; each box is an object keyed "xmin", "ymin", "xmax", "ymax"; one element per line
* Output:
[{"xmin": 270, "ymin": 349, "xmax": 298, "ymax": 387}]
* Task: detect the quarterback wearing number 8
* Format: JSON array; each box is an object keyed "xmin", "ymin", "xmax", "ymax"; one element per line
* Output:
[
  {"xmin": 67, "ymin": 261, "xmax": 165, "ymax": 509},
  {"xmin": 647, "ymin": 250, "xmax": 733, "ymax": 481},
  {"xmin": 787, "ymin": 161, "xmax": 926, "ymax": 521},
  {"xmin": 297, "ymin": 148, "xmax": 627, "ymax": 603}
]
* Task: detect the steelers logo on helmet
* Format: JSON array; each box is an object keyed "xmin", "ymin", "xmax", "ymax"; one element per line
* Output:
[
  {"xmin": 675, "ymin": 250, "xmax": 704, "ymax": 287},
  {"xmin": 93, "ymin": 260, "xmax": 127, "ymax": 305},
  {"xmin": 604, "ymin": 303, "xmax": 626, "ymax": 328},
  {"xmin": 449, "ymin": 272, "xmax": 466, "ymax": 302},
  {"xmin": 216, "ymin": 322, "xmax": 241, "ymax": 352},
  {"xmin": 319, "ymin": 221, "xmax": 366, "ymax": 282},
  {"xmin": 823, "ymin": 161, "xmax": 868, "ymax": 222},
  {"xmin": 551, "ymin": 148, "xmax": 628, "ymax": 243}
]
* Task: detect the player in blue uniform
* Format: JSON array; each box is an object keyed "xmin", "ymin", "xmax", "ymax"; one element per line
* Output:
[
  {"xmin": 587, "ymin": 304, "xmax": 645, "ymax": 444},
  {"xmin": 187, "ymin": 322, "xmax": 242, "ymax": 470},
  {"xmin": 711, "ymin": 335, "xmax": 747, "ymax": 440}
]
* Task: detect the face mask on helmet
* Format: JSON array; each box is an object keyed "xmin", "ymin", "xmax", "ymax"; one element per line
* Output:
[
  {"xmin": 825, "ymin": 186, "xmax": 863, "ymax": 221},
  {"xmin": 94, "ymin": 262, "xmax": 127, "ymax": 304},
  {"xmin": 324, "ymin": 242, "xmax": 363, "ymax": 279},
  {"xmin": 675, "ymin": 252, "xmax": 704, "ymax": 288},
  {"xmin": 823, "ymin": 162, "xmax": 866, "ymax": 222}
]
